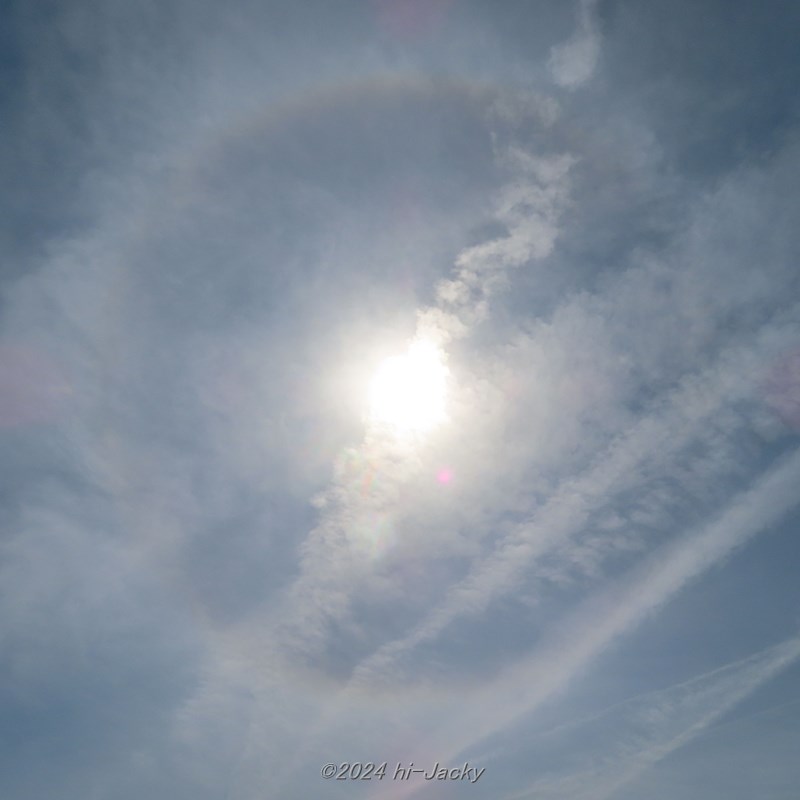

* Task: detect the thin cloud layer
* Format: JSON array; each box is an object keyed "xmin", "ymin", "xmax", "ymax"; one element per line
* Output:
[
  {"xmin": 503, "ymin": 634, "xmax": 800, "ymax": 800},
  {"xmin": 548, "ymin": 0, "xmax": 602, "ymax": 89},
  {"xmin": 2, "ymin": 2, "xmax": 800, "ymax": 799}
]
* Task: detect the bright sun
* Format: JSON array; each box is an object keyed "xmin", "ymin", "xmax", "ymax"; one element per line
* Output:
[{"xmin": 369, "ymin": 339, "xmax": 448, "ymax": 435}]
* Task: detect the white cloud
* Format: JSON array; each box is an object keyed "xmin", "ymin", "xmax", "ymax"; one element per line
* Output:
[
  {"xmin": 504, "ymin": 634, "xmax": 800, "ymax": 800},
  {"xmin": 4, "ymin": 4, "xmax": 800, "ymax": 799},
  {"xmin": 244, "ymin": 89, "xmax": 575, "ymax": 669},
  {"xmin": 548, "ymin": 0, "xmax": 601, "ymax": 89},
  {"xmin": 380, "ymin": 447, "xmax": 800, "ymax": 782}
]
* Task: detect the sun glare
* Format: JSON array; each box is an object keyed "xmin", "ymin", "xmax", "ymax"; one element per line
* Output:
[{"xmin": 369, "ymin": 339, "xmax": 448, "ymax": 435}]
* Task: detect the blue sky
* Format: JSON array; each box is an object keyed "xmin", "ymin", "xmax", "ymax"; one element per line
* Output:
[{"xmin": 2, "ymin": 1, "xmax": 800, "ymax": 798}]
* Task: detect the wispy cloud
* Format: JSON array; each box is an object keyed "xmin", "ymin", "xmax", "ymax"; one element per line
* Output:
[
  {"xmin": 242, "ymin": 88, "xmax": 576, "ymax": 668},
  {"xmin": 202, "ymin": 69, "xmax": 800, "ymax": 799},
  {"xmin": 3, "ymin": 3, "xmax": 800, "ymax": 799},
  {"xmin": 548, "ymin": 0, "xmax": 601, "ymax": 89},
  {"xmin": 347, "ymin": 311, "xmax": 797, "ymax": 687},
  {"xmin": 381, "ymin": 447, "xmax": 800, "ymax": 786},
  {"xmin": 503, "ymin": 633, "xmax": 800, "ymax": 800}
]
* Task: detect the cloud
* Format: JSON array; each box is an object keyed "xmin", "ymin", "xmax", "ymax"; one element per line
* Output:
[
  {"xmin": 342, "ymin": 142, "xmax": 800, "ymax": 683},
  {"xmin": 3, "ymin": 3, "xmax": 800, "ymax": 799},
  {"xmin": 504, "ymin": 633, "xmax": 800, "ymax": 800},
  {"xmin": 241, "ymin": 87, "xmax": 575, "ymax": 672},
  {"xmin": 352, "ymin": 449, "xmax": 800, "ymax": 800},
  {"xmin": 419, "ymin": 146, "xmax": 575, "ymax": 342},
  {"xmin": 548, "ymin": 0, "xmax": 601, "ymax": 89},
  {"xmin": 427, "ymin": 448, "xmax": 800, "ymax": 761},
  {"xmin": 176, "ymin": 57, "xmax": 800, "ymax": 799}
]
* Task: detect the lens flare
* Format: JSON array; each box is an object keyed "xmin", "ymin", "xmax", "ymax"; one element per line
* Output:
[
  {"xmin": 436, "ymin": 467, "xmax": 453, "ymax": 484},
  {"xmin": 369, "ymin": 339, "xmax": 448, "ymax": 435}
]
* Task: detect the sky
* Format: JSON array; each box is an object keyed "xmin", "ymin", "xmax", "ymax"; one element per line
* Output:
[{"xmin": 1, "ymin": 1, "xmax": 800, "ymax": 798}]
